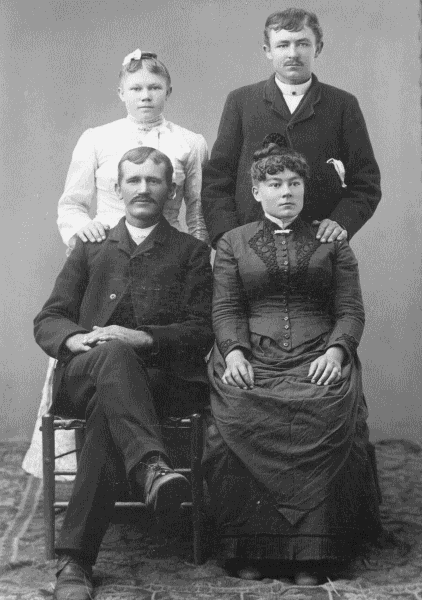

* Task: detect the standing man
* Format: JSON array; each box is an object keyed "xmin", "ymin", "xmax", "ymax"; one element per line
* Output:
[
  {"xmin": 34, "ymin": 147, "xmax": 213, "ymax": 600},
  {"xmin": 202, "ymin": 8, "xmax": 381, "ymax": 247}
]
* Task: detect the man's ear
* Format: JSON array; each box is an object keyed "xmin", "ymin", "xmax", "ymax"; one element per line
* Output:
[
  {"xmin": 315, "ymin": 41, "xmax": 323, "ymax": 58},
  {"xmin": 115, "ymin": 182, "xmax": 121, "ymax": 197},
  {"xmin": 263, "ymin": 44, "xmax": 272, "ymax": 60},
  {"xmin": 168, "ymin": 182, "xmax": 176, "ymax": 199},
  {"xmin": 166, "ymin": 86, "xmax": 173, "ymax": 99}
]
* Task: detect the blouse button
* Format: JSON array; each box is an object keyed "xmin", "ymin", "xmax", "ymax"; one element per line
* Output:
[
  {"xmin": 283, "ymin": 342, "xmax": 289, "ymax": 347},
  {"xmin": 284, "ymin": 334, "xmax": 290, "ymax": 339},
  {"xmin": 282, "ymin": 241, "xmax": 286, "ymax": 245},
  {"xmin": 283, "ymin": 261, "xmax": 288, "ymax": 265},
  {"xmin": 109, "ymin": 294, "xmax": 117, "ymax": 300},
  {"xmin": 284, "ymin": 316, "xmax": 289, "ymax": 321},
  {"xmin": 284, "ymin": 325, "xmax": 290, "ymax": 330}
]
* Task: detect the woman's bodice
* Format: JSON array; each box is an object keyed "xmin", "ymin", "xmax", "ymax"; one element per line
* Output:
[{"xmin": 212, "ymin": 217, "xmax": 364, "ymax": 358}]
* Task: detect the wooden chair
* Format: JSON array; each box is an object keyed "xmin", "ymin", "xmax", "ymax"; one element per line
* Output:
[{"xmin": 41, "ymin": 411, "xmax": 207, "ymax": 564}]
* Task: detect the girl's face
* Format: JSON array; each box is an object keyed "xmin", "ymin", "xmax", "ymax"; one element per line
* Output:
[
  {"xmin": 252, "ymin": 169, "xmax": 304, "ymax": 221},
  {"xmin": 118, "ymin": 69, "xmax": 171, "ymax": 122}
]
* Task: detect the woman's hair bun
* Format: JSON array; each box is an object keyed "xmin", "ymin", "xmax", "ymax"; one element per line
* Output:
[
  {"xmin": 253, "ymin": 133, "xmax": 288, "ymax": 161},
  {"xmin": 262, "ymin": 132, "xmax": 288, "ymax": 149}
]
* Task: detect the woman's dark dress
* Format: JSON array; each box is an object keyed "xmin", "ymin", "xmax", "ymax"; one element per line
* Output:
[{"xmin": 204, "ymin": 217, "xmax": 382, "ymax": 562}]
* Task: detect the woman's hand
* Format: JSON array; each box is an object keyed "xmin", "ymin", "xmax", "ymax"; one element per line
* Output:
[
  {"xmin": 76, "ymin": 221, "xmax": 110, "ymax": 243},
  {"xmin": 308, "ymin": 346, "xmax": 346, "ymax": 385},
  {"xmin": 222, "ymin": 349, "xmax": 255, "ymax": 390}
]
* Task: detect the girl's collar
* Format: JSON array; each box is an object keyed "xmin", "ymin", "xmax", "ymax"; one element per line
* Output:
[{"xmin": 126, "ymin": 113, "xmax": 166, "ymax": 132}]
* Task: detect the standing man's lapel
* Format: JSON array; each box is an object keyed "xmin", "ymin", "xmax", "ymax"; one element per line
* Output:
[{"xmin": 263, "ymin": 73, "xmax": 322, "ymax": 128}]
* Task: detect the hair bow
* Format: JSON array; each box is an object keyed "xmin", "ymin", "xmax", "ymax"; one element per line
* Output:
[{"xmin": 122, "ymin": 49, "xmax": 157, "ymax": 66}]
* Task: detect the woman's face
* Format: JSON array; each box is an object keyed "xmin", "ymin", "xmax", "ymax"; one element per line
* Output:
[
  {"xmin": 252, "ymin": 169, "xmax": 304, "ymax": 221},
  {"xmin": 118, "ymin": 69, "xmax": 171, "ymax": 122}
]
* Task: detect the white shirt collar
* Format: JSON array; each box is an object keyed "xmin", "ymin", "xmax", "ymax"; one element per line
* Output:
[
  {"xmin": 264, "ymin": 212, "xmax": 298, "ymax": 231},
  {"xmin": 125, "ymin": 220, "xmax": 158, "ymax": 244},
  {"xmin": 274, "ymin": 76, "xmax": 312, "ymax": 97}
]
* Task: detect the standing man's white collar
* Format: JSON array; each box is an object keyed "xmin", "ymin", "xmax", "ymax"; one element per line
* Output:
[
  {"xmin": 274, "ymin": 76, "xmax": 312, "ymax": 113},
  {"xmin": 275, "ymin": 76, "xmax": 312, "ymax": 97}
]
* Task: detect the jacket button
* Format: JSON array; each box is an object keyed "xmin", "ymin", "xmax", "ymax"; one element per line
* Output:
[{"xmin": 110, "ymin": 294, "xmax": 117, "ymax": 300}]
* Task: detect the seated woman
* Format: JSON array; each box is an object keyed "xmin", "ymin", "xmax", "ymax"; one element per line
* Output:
[{"xmin": 204, "ymin": 139, "xmax": 382, "ymax": 585}]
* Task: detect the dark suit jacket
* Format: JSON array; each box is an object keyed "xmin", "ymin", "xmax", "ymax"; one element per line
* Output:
[
  {"xmin": 202, "ymin": 74, "xmax": 381, "ymax": 247},
  {"xmin": 34, "ymin": 217, "xmax": 214, "ymax": 401}
]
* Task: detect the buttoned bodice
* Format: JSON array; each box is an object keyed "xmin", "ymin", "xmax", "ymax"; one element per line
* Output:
[{"xmin": 212, "ymin": 217, "xmax": 364, "ymax": 359}]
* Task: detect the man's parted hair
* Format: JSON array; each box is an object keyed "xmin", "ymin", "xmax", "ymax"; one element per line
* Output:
[
  {"xmin": 264, "ymin": 8, "xmax": 323, "ymax": 48},
  {"xmin": 117, "ymin": 147, "xmax": 174, "ymax": 187}
]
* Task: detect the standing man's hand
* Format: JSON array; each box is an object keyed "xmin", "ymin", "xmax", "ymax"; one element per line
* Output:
[{"xmin": 313, "ymin": 219, "xmax": 347, "ymax": 243}]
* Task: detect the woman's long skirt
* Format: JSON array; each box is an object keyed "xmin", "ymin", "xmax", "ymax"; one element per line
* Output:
[{"xmin": 204, "ymin": 333, "xmax": 382, "ymax": 562}]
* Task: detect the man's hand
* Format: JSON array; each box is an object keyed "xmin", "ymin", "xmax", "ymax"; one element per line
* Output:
[
  {"xmin": 82, "ymin": 326, "xmax": 153, "ymax": 349},
  {"xmin": 65, "ymin": 333, "xmax": 93, "ymax": 354},
  {"xmin": 222, "ymin": 348, "xmax": 254, "ymax": 390},
  {"xmin": 313, "ymin": 219, "xmax": 347, "ymax": 243},
  {"xmin": 308, "ymin": 346, "xmax": 345, "ymax": 385},
  {"xmin": 76, "ymin": 221, "xmax": 110, "ymax": 243}
]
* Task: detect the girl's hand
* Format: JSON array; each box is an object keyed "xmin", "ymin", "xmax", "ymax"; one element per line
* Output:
[
  {"xmin": 308, "ymin": 346, "xmax": 345, "ymax": 385},
  {"xmin": 222, "ymin": 349, "xmax": 255, "ymax": 390},
  {"xmin": 76, "ymin": 221, "xmax": 110, "ymax": 243}
]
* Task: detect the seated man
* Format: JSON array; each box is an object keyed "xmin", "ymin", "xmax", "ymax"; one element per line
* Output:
[{"xmin": 34, "ymin": 147, "xmax": 213, "ymax": 600}]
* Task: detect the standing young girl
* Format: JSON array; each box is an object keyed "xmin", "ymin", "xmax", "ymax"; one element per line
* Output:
[
  {"xmin": 23, "ymin": 50, "xmax": 209, "ymax": 478},
  {"xmin": 59, "ymin": 49, "xmax": 208, "ymax": 248}
]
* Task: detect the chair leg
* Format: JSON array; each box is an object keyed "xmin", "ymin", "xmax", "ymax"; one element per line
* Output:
[
  {"xmin": 42, "ymin": 414, "xmax": 56, "ymax": 560},
  {"xmin": 74, "ymin": 427, "xmax": 85, "ymax": 468},
  {"xmin": 190, "ymin": 413, "xmax": 205, "ymax": 565}
]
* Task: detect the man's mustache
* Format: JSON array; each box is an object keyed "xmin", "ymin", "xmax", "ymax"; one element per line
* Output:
[{"xmin": 130, "ymin": 195, "xmax": 155, "ymax": 204}]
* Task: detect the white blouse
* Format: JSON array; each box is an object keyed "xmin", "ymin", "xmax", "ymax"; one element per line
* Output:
[{"xmin": 57, "ymin": 117, "xmax": 209, "ymax": 247}]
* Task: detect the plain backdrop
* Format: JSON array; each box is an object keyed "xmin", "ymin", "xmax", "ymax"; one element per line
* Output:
[{"xmin": 0, "ymin": 0, "xmax": 421, "ymax": 442}]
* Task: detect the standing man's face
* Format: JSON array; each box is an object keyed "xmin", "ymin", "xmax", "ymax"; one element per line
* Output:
[{"xmin": 264, "ymin": 25, "xmax": 322, "ymax": 85}]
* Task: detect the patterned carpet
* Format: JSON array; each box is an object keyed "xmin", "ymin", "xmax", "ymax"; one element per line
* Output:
[{"xmin": 1, "ymin": 439, "xmax": 422, "ymax": 599}]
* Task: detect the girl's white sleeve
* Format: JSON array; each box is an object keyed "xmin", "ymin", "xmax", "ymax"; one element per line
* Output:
[
  {"xmin": 183, "ymin": 134, "xmax": 209, "ymax": 243},
  {"xmin": 57, "ymin": 129, "xmax": 97, "ymax": 247}
]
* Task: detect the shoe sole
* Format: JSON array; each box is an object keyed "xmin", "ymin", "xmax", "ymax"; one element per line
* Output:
[{"xmin": 149, "ymin": 473, "xmax": 191, "ymax": 517}]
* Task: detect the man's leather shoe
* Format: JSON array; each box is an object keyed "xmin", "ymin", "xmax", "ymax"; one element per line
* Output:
[
  {"xmin": 143, "ymin": 461, "xmax": 190, "ymax": 521},
  {"xmin": 53, "ymin": 554, "xmax": 93, "ymax": 600}
]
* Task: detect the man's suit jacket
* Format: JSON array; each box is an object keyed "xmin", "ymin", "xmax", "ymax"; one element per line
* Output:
[
  {"xmin": 34, "ymin": 217, "xmax": 214, "ymax": 402},
  {"xmin": 202, "ymin": 74, "xmax": 381, "ymax": 247}
]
